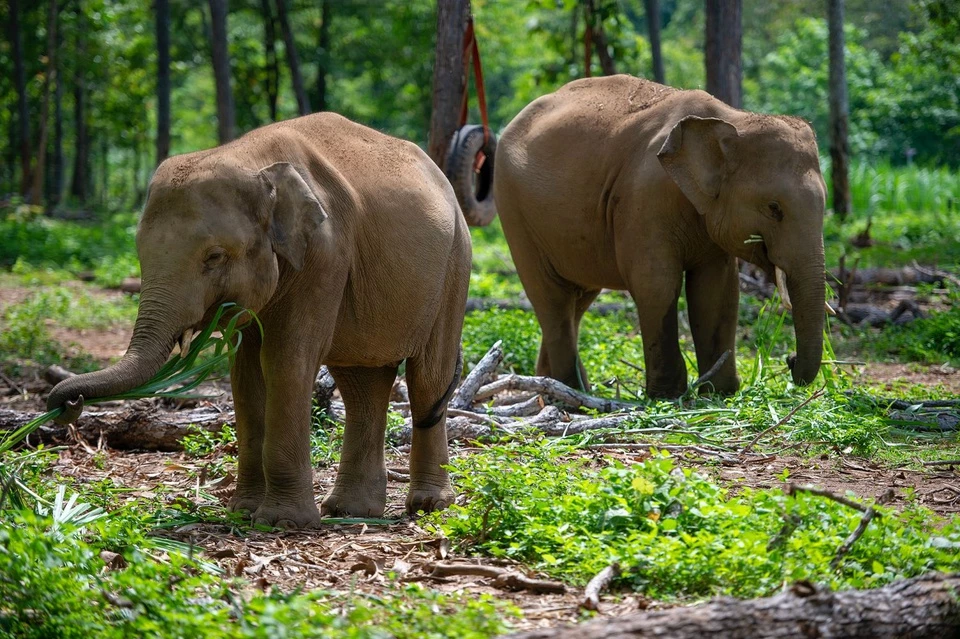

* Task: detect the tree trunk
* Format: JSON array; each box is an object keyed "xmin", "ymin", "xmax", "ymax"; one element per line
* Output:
[
  {"xmin": 30, "ymin": 0, "xmax": 59, "ymax": 207},
  {"xmin": 9, "ymin": 0, "xmax": 31, "ymax": 196},
  {"xmin": 50, "ymin": 40, "xmax": 64, "ymax": 208},
  {"xmin": 704, "ymin": 0, "xmax": 742, "ymax": 108},
  {"xmin": 314, "ymin": 0, "xmax": 331, "ymax": 112},
  {"xmin": 583, "ymin": 0, "xmax": 616, "ymax": 76},
  {"xmin": 427, "ymin": 0, "xmax": 471, "ymax": 169},
  {"xmin": 504, "ymin": 573, "xmax": 960, "ymax": 639},
  {"xmin": 0, "ymin": 406, "xmax": 232, "ymax": 452},
  {"xmin": 156, "ymin": 0, "xmax": 171, "ymax": 165},
  {"xmin": 275, "ymin": 0, "xmax": 310, "ymax": 116},
  {"xmin": 644, "ymin": 0, "xmax": 665, "ymax": 83},
  {"xmin": 260, "ymin": 0, "xmax": 279, "ymax": 121},
  {"xmin": 828, "ymin": 0, "xmax": 851, "ymax": 220},
  {"xmin": 70, "ymin": 5, "xmax": 89, "ymax": 204},
  {"xmin": 208, "ymin": 0, "xmax": 236, "ymax": 144}
]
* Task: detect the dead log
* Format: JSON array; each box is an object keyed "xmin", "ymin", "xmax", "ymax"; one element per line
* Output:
[
  {"xmin": 450, "ymin": 340, "xmax": 503, "ymax": 410},
  {"xmin": 474, "ymin": 375, "xmax": 638, "ymax": 413},
  {"xmin": 503, "ymin": 572, "xmax": 960, "ymax": 639},
  {"xmin": 0, "ymin": 405, "xmax": 232, "ymax": 451}
]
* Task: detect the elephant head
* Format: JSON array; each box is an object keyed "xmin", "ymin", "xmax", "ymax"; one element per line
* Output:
[
  {"xmin": 47, "ymin": 160, "xmax": 328, "ymax": 420},
  {"xmin": 657, "ymin": 114, "xmax": 828, "ymax": 386}
]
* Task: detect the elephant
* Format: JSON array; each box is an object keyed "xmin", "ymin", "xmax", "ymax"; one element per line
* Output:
[
  {"xmin": 493, "ymin": 75, "xmax": 831, "ymax": 398},
  {"xmin": 47, "ymin": 112, "xmax": 472, "ymax": 527}
]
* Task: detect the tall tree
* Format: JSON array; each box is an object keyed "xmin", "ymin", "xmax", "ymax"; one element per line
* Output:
[
  {"xmin": 427, "ymin": 0, "xmax": 471, "ymax": 168},
  {"xmin": 208, "ymin": 0, "xmax": 236, "ymax": 143},
  {"xmin": 70, "ymin": 5, "xmax": 89, "ymax": 203},
  {"xmin": 314, "ymin": 0, "xmax": 331, "ymax": 112},
  {"xmin": 156, "ymin": 0, "xmax": 171, "ymax": 164},
  {"xmin": 828, "ymin": 0, "xmax": 851, "ymax": 219},
  {"xmin": 9, "ymin": 0, "xmax": 31, "ymax": 196},
  {"xmin": 260, "ymin": 0, "xmax": 279, "ymax": 121},
  {"xmin": 30, "ymin": 0, "xmax": 59, "ymax": 206},
  {"xmin": 644, "ymin": 0, "xmax": 665, "ymax": 83},
  {"xmin": 50, "ymin": 33, "xmax": 64, "ymax": 207},
  {"xmin": 275, "ymin": 0, "xmax": 310, "ymax": 116},
  {"xmin": 705, "ymin": 0, "xmax": 742, "ymax": 107},
  {"xmin": 583, "ymin": 0, "xmax": 616, "ymax": 75}
]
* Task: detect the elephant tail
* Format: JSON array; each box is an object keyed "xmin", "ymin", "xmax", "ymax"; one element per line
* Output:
[{"xmin": 412, "ymin": 345, "xmax": 463, "ymax": 430}]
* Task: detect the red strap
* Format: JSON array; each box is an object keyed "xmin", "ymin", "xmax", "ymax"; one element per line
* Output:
[{"xmin": 459, "ymin": 17, "xmax": 491, "ymax": 145}]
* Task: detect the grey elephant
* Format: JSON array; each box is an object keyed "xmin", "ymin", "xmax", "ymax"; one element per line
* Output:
[
  {"xmin": 494, "ymin": 75, "xmax": 831, "ymax": 398},
  {"xmin": 47, "ymin": 113, "xmax": 472, "ymax": 527}
]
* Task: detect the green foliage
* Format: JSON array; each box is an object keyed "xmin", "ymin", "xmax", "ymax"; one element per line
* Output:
[
  {"xmin": 433, "ymin": 443, "xmax": 960, "ymax": 599},
  {"xmin": 872, "ymin": 304, "xmax": 960, "ymax": 364}
]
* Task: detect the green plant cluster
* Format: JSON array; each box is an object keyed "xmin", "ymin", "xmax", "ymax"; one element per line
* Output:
[{"xmin": 433, "ymin": 442, "xmax": 960, "ymax": 599}]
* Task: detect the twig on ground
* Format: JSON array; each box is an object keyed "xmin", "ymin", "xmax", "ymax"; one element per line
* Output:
[
  {"xmin": 845, "ymin": 391, "xmax": 960, "ymax": 410},
  {"xmin": 0, "ymin": 371, "xmax": 25, "ymax": 395},
  {"xmin": 427, "ymin": 562, "xmax": 566, "ymax": 594},
  {"xmin": 386, "ymin": 469, "xmax": 409, "ymax": 482},
  {"xmin": 580, "ymin": 563, "xmax": 620, "ymax": 611},
  {"xmin": 741, "ymin": 386, "xmax": 826, "ymax": 453},
  {"xmin": 689, "ymin": 350, "xmax": 732, "ymax": 393},
  {"xmin": 787, "ymin": 484, "xmax": 871, "ymax": 513},
  {"xmin": 922, "ymin": 459, "xmax": 960, "ymax": 467},
  {"xmin": 446, "ymin": 408, "xmax": 505, "ymax": 427},
  {"xmin": 450, "ymin": 341, "xmax": 503, "ymax": 410},
  {"xmin": 473, "ymin": 374, "xmax": 639, "ymax": 413},
  {"xmin": 830, "ymin": 489, "xmax": 894, "ymax": 570},
  {"xmin": 485, "ymin": 395, "xmax": 544, "ymax": 417}
]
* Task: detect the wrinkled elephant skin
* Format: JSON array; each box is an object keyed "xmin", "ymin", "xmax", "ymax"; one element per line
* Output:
[
  {"xmin": 47, "ymin": 113, "xmax": 471, "ymax": 526},
  {"xmin": 494, "ymin": 76, "xmax": 827, "ymax": 398}
]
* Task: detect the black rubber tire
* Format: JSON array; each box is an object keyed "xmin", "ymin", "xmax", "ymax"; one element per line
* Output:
[{"xmin": 445, "ymin": 124, "xmax": 498, "ymax": 227}]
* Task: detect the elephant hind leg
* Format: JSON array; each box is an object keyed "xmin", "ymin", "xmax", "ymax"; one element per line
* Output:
[
  {"xmin": 404, "ymin": 313, "xmax": 464, "ymax": 515},
  {"xmin": 321, "ymin": 364, "xmax": 398, "ymax": 518}
]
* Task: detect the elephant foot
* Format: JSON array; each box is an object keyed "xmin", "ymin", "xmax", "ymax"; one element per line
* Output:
[
  {"xmin": 227, "ymin": 485, "xmax": 265, "ymax": 515},
  {"xmin": 252, "ymin": 499, "xmax": 322, "ymax": 529},
  {"xmin": 406, "ymin": 480, "xmax": 455, "ymax": 515},
  {"xmin": 321, "ymin": 471, "xmax": 387, "ymax": 518}
]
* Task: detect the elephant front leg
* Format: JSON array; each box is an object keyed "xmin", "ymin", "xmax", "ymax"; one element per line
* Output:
[
  {"xmin": 629, "ymin": 268, "xmax": 687, "ymax": 399},
  {"xmin": 686, "ymin": 257, "xmax": 740, "ymax": 395},
  {"xmin": 227, "ymin": 329, "xmax": 267, "ymax": 515},
  {"xmin": 252, "ymin": 343, "xmax": 324, "ymax": 529},
  {"xmin": 321, "ymin": 365, "xmax": 398, "ymax": 517}
]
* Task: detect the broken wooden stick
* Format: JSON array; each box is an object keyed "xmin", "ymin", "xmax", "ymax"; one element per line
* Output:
[
  {"xmin": 689, "ymin": 350, "xmax": 732, "ymax": 393},
  {"xmin": 740, "ymin": 386, "xmax": 826, "ymax": 453},
  {"xmin": 473, "ymin": 375, "xmax": 639, "ymax": 413},
  {"xmin": 830, "ymin": 489, "xmax": 894, "ymax": 571},
  {"xmin": 427, "ymin": 561, "xmax": 565, "ymax": 594},
  {"xmin": 580, "ymin": 562, "xmax": 620, "ymax": 611},
  {"xmin": 505, "ymin": 572, "xmax": 960, "ymax": 639},
  {"xmin": 450, "ymin": 341, "xmax": 504, "ymax": 410}
]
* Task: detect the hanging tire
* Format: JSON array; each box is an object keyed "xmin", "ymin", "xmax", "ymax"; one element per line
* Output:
[{"xmin": 445, "ymin": 124, "xmax": 498, "ymax": 227}]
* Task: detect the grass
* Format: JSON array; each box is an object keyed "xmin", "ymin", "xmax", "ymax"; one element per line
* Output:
[{"xmin": 430, "ymin": 442, "xmax": 960, "ymax": 600}]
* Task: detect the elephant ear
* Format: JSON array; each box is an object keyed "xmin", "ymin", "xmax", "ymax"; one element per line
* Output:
[
  {"xmin": 258, "ymin": 162, "xmax": 329, "ymax": 271},
  {"xmin": 657, "ymin": 116, "xmax": 739, "ymax": 206}
]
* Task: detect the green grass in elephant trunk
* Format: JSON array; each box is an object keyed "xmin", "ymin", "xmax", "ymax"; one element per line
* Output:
[{"xmin": 0, "ymin": 303, "xmax": 258, "ymax": 454}]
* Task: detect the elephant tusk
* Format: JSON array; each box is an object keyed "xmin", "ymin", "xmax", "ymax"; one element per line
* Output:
[
  {"xmin": 825, "ymin": 301, "xmax": 837, "ymax": 316},
  {"xmin": 775, "ymin": 267, "xmax": 793, "ymax": 312},
  {"xmin": 178, "ymin": 328, "xmax": 195, "ymax": 356}
]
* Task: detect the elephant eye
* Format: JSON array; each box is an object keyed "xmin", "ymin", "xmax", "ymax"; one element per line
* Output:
[
  {"xmin": 767, "ymin": 202, "xmax": 784, "ymax": 221},
  {"xmin": 203, "ymin": 249, "xmax": 228, "ymax": 270}
]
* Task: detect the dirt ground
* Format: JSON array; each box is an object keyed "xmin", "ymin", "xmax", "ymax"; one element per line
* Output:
[{"xmin": 2, "ymin": 279, "xmax": 960, "ymax": 629}]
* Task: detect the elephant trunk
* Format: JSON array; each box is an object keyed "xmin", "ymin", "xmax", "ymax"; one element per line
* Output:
[
  {"xmin": 784, "ymin": 263, "xmax": 826, "ymax": 386},
  {"xmin": 46, "ymin": 287, "xmax": 185, "ymax": 419}
]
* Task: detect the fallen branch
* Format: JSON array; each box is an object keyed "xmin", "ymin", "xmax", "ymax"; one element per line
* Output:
[
  {"xmin": 450, "ymin": 341, "xmax": 503, "ymax": 410},
  {"xmin": 504, "ymin": 572, "xmax": 960, "ymax": 639},
  {"xmin": 741, "ymin": 386, "xmax": 826, "ymax": 453},
  {"xmin": 922, "ymin": 459, "xmax": 960, "ymax": 467},
  {"xmin": 830, "ymin": 489, "xmax": 895, "ymax": 570},
  {"xmin": 580, "ymin": 563, "xmax": 620, "ymax": 611},
  {"xmin": 473, "ymin": 375, "xmax": 639, "ymax": 413},
  {"xmin": 428, "ymin": 561, "xmax": 565, "ymax": 595},
  {"xmin": 0, "ymin": 405, "xmax": 231, "ymax": 452},
  {"xmin": 787, "ymin": 484, "xmax": 871, "ymax": 513}
]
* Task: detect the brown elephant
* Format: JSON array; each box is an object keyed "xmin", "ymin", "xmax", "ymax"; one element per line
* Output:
[
  {"xmin": 494, "ymin": 75, "xmax": 831, "ymax": 398},
  {"xmin": 47, "ymin": 113, "xmax": 471, "ymax": 527}
]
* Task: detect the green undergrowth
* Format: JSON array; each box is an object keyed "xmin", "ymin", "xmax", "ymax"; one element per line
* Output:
[
  {"xmin": 430, "ymin": 442, "xmax": 960, "ymax": 601},
  {"xmin": 0, "ymin": 444, "xmax": 517, "ymax": 638}
]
